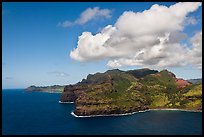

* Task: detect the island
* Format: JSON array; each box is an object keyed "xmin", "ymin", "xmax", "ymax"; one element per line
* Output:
[
  {"xmin": 26, "ymin": 85, "xmax": 65, "ymax": 93},
  {"xmin": 60, "ymin": 68, "xmax": 202, "ymax": 117}
]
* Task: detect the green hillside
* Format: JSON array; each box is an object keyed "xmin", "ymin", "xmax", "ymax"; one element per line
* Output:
[
  {"xmin": 26, "ymin": 85, "xmax": 65, "ymax": 92},
  {"xmin": 60, "ymin": 68, "xmax": 202, "ymax": 116}
]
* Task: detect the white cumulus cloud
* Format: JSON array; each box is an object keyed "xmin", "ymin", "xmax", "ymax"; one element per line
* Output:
[
  {"xmin": 70, "ymin": 25, "xmax": 118, "ymax": 61},
  {"xmin": 69, "ymin": 2, "xmax": 202, "ymax": 69},
  {"xmin": 58, "ymin": 7, "xmax": 112, "ymax": 27},
  {"xmin": 187, "ymin": 31, "xmax": 202, "ymax": 69}
]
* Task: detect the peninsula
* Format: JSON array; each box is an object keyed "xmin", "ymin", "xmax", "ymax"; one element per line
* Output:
[
  {"xmin": 26, "ymin": 85, "xmax": 65, "ymax": 93},
  {"xmin": 60, "ymin": 68, "xmax": 202, "ymax": 117}
]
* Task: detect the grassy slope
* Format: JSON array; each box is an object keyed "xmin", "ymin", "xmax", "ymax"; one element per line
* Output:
[
  {"xmin": 77, "ymin": 70, "xmax": 147, "ymax": 112},
  {"xmin": 74, "ymin": 69, "xmax": 202, "ymax": 114}
]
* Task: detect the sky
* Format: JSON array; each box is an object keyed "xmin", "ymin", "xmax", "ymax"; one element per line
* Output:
[{"xmin": 2, "ymin": 2, "xmax": 202, "ymax": 89}]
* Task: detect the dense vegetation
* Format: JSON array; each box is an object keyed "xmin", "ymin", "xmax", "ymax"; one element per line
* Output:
[
  {"xmin": 60, "ymin": 68, "xmax": 202, "ymax": 116},
  {"xmin": 26, "ymin": 85, "xmax": 65, "ymax": 92}
]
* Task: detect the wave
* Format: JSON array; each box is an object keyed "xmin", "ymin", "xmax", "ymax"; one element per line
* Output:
[
  {"xmin": 70, "ymin": 111, "xmax": 137, "ymax": 118},
  {"xmin": 71, "ymin": 108, "xmax": 202, "ymax": 118},
  {"xmin": 148, "ymin": 108, "xmax": 202, "ymax": 112},
  {"xmin": 58, "ymin": 101, "xmax": 74, "ymax": 104}
]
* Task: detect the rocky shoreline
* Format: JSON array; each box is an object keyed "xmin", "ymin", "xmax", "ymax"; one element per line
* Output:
[
  {"xmin": 71, "ymin": 108, "xmax": 202, "ymax": 118},
  {"xmin": 40, "ymin": 91, "xmax": 62, "ymax": 93},
  {"xmin": 58, "ymin": 101, "xmax": 74, "ymax": 104},
  {"xmin": 59, "ymin": 100, "xmax": 202, "ymax": 117}
]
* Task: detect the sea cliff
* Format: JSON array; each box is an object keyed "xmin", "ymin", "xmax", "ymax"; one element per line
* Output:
[{"xmin": 60, "ymin": 68, "xmax": 202, "ymax": 116}]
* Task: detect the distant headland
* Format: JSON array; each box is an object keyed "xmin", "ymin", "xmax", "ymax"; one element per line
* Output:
[{"xmin": 26, "ymin": 85, "xmax": 65, "ymax": 93}]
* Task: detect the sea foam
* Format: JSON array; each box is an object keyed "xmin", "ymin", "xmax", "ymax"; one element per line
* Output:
[
  {"xmin": 59, "ymin": 101, "xmax": 74, "ymax": 104},
  {"xmin": 71, "ymin": 111, "xmax": 141, "ymax": 118},
  {"xmin": 71, "ymin": 108, "xmax": 202, "ymax": 118}
]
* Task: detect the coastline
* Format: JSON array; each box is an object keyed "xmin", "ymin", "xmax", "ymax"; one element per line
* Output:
[
  {"xmin": 43, "ymin": 91, "xmax": 62, "ymax": 93},
  {"xmin": 71, "ymin": 108, "xmax": 202, "ymax": 118},
  {"xmin": 26, "ymin": 90, "xmax": 62, "ymax": 93},
  {"xmin": 148, "ymin": 108, "xmax": 202, "ymax": 112},
  {"xmin": 59, "ymin": 101, "xmax": 74, "ymax": 104}
]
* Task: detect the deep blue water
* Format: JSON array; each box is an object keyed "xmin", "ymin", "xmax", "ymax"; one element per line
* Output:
[{"xmin": 2, "ymin": 89, "xmax": 202, "ymax": 135}]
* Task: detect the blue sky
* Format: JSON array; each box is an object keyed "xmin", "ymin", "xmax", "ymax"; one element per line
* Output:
[{"xmin": 2, "ymin": 2, "xmax": 202, "ymax": 89}]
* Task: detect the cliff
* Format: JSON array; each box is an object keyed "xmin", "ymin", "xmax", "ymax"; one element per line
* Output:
[{"xmin": 60, "ymin": 68, "xmax": 202, "ymax": 116}]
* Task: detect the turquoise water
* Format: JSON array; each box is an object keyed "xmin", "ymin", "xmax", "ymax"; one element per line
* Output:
[{"xmin": 2, "ymin": 89, "xmax": 202, "ymax": 135}]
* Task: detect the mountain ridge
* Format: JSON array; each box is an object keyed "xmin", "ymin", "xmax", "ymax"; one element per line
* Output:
[{"xmin": 59, "ymin": 68, "xmax": 202, "ymax": 116}]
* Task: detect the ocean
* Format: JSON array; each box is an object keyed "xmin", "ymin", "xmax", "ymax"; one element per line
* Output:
[{"xmin": 2, "ymin": 89, "xmax": 202, "ymax": 135}]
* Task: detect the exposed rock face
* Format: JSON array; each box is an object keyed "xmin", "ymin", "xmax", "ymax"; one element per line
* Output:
[
  {"xmin": 175, "ymin": 78, "xmax": 191, "ymax": 89},
  {"xmin": 60, "ymin": 68, "xmax": 202, "ymax": 116},
  {"xmin": 60, "ymin": 85, "xmax": 77, "ymax": 102},
  {"xmin": 74, "ymin": 105, "xmax": 149, "ymax": 116},
  {"xmin": 60, "ymin": 84, "xmax": 88, "ymax": 102}
]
